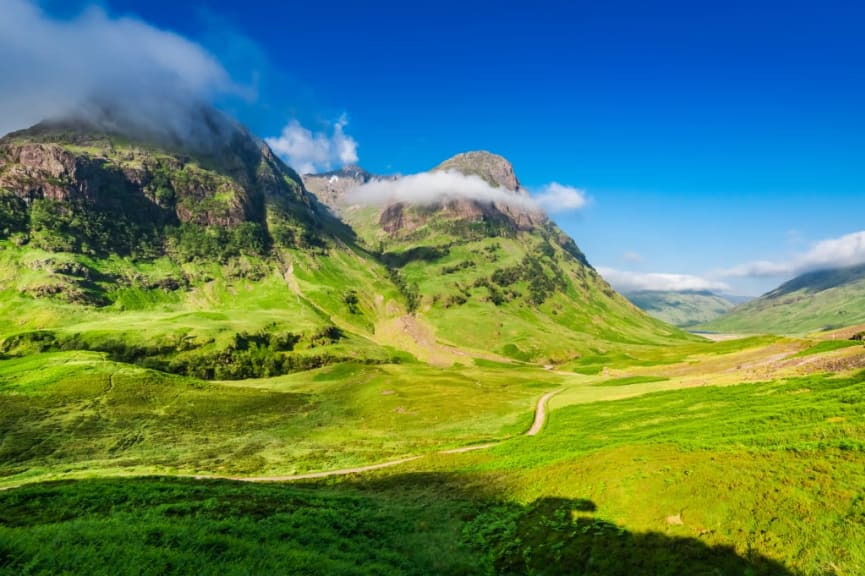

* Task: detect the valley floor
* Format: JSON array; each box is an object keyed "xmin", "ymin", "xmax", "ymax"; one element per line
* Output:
[{"xmin": 1, "ymin": 328, "xmax": 864, "ymax": 575}]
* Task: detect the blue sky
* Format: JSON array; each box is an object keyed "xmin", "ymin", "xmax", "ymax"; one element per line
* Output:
[{"xmin": 9, "ymin": 0, "xmax": 865, "ymax": 295}]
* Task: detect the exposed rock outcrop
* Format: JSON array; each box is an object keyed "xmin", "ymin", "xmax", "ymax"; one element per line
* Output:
[{"xmin": 0, "ymin": 117, "xmax": 316, "ymax": 230}]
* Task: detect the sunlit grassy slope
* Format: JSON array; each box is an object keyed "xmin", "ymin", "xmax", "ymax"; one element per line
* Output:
[
  {"xmin": 2, "ymin": 342, "xmax": 863, "ymax": 575},
  {"xmin": 2, "ymin": 130, "xmax": 863, "ymax": 575},
  {"xmin": 338, "ymin": 205, "xmax": 696, "ymax": 364},
  {"xmin": 701, "ymin": 264, "xmax": 865, "ymax": 334}
]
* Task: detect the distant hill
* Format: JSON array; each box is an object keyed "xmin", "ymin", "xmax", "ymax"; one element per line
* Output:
[
  {"xmin": 699, "ymin": 264, "xmax": 865, "ymax": 334},
  {"xmin": 624, "ymin": 290, "xmax": 740, "ymax": 327}
]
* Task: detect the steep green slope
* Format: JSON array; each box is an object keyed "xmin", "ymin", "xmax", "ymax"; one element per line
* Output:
[
  {"xmin": 701, "ymin": 264, "xmax": 865, "ymax": 334},
  {"xmin": 625, "ymin": 290, "xmax": 738, "ymax": 327},
  {"xmin": 0, "ymin": 117, "xmax": 417, "ymax": 379},
  {"xmin": 0, "ymin": 116, "xmax": 325, "ymax": 259},
  {"xmin": 1, "ymin": 123, "xmax": 692, "ymax": 374},
  {"xmin": 307, "ymin": 151, "xmax": 697, "ymax": 363}
]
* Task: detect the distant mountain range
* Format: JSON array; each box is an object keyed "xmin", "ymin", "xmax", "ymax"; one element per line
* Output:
[
  {"xmin": 623, "ymin": 290, "xmax": 743, "ymax": 327},
  {"xmin": 699, "ymin": 264, "xmax": 865, "ymax": 334}
]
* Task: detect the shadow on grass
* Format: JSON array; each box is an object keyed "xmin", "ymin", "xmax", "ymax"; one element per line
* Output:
[{"xmin": 0, "ymin": 474, "xmax": 795, "ymax": 576}]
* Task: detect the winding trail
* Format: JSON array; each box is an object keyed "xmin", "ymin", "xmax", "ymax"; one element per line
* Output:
[
  {"xmin": 0, "ymin": 388, "xmax": 559, "ymax": 491},
  {"xmin": 212, "ymin": 456, "xmax": 424, "ymax": 483},
  {"xmin": 192, "ymin": 389, "xmax": 558, "ymax": 485},
  {"xmin": 526, "ymin": 390, "xmax": 558, "ymax": 436}
]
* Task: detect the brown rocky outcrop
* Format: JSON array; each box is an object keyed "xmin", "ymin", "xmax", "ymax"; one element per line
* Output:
[{"xmin": 0, "ymin": 119, "xmax": 315, "ymax": 229}]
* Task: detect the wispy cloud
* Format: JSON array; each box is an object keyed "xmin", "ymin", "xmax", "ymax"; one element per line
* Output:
[
  {"xmin": 533, "ymin": 182, "xmax": 588, "ymax": 213},
  {"xmin": 597, "ymin": 267, "xmax": 731, "ymax": 293},
  {"xmin": 345, "ymin": 170, "xmax": 536, "ymax": 209},
  {"xmin": 0, "ymin": 0, "xmax": 243, "ymax": 143},
  {"xmin": 719, "ymin": 230, "xmax": 865, "ymax": 278},
  {"xmin": 345, "ymin": 170, "xmax": 587, "ymax": 215},
  {"xmin": 266, "ymin": 114, "xmax": 358, "ymax": 174}
]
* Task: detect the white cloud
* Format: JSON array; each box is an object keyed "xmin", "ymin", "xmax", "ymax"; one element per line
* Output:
[
  {"xmin": 533, "ymin": 182, "xmax": 588, "ymax": 213},
  {"xmin": 345, "ymin": 170, "xmax": 588, "ymax": 216},
  {"xmin": 266, "ymin": 115, "xmax": 359, "ymax": 174},
  {"xmin": 0, "ymin": 0, "xmax": 241, "ymax": 144},
  {"xmin": 597, "ymin": 267, "xmax": 731, "ymax": 293},
  {"xmin": 720, "ymin": 230, "xmax": 865, "ymax": 279},
  {"xmin": 345, "ymin": 170, "xmax": 537, "ymax": 210}
]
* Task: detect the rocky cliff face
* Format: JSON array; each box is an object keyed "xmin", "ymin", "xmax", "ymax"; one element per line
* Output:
[
  {"xmin": 0, "ymin": 118, "xmax": 314, "ymax": 230},
  {"xmin": 434, "ymin": 150, "xmax": 522, "ymax": 191},
  {"xmin": 302, "ymin": 165, "xmax": 377, "ymax": 212},
  {"xmin": 384, "ymin": 151, "xmax": 544, "ymax": 236}
]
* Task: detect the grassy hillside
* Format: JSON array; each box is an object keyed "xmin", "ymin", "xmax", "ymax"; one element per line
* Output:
[
  {"xmin": 625, "ymin": 290, "xmax": 738, "ymax": 327},
  {"xmin": 2, "ymin": 127, "xmax": 862, "ymax": 575},
  {"xmin": 701, "ymin": 264, "xmax": 865, "ymax": 334},
  {"xmin": 324, "ymin": 156, "xmax": 697, "ymax": 364},
  {"xmin": 2, "ymin": 338, "xmax": 863, "ymax": 575}
]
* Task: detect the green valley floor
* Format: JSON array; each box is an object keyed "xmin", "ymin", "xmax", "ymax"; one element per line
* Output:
[{"xmin": 1, "ymin": 329, "xmax": 864, "ymax": 575}]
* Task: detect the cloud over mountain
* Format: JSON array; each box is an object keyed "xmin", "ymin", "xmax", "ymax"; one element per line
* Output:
[
  {"xmin": 533, "ymin": 183, "xmax": 588, "ymax": 213},
  {"xmin": 0, "ymin": 0, "xmax": 242, "ymax": 142},
  {"xmin": 265, "ymin": 115, "xmax": 359, "ymax": 174},
  {"xmin": 598, "ymin": 267, "xmax": 731, "ymax": 293},
  {"xmin": 719, "ymin": 230, "xmax": 865, "ymax": 279},
  {"xmin": 345, "ymin": 170, "xmax": 587, "ymax": 215}
]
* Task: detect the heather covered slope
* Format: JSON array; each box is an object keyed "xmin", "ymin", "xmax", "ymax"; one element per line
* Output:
[{"xmin": 0, "ymin": 117, "xmax": 412, "ymax": 379}]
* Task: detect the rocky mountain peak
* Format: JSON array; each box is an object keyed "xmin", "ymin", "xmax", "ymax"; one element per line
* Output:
[
  {"xmin": 308, "ymin": 164, "xmax": 373, "ymax": 184},
  {"xmin": 302, "ymin": 164, "xmax": 383, "ymax": 211},
  {"xmin": 434, "ymin": 150, "xmax": 521, "ymax": 192},
  {"xmin": 0, "ymin": 115, "xmax": 322, "ymax": 257}
]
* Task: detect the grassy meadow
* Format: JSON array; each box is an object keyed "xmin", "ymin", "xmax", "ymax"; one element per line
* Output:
[
  {"xmin": 1, "ymin": 240, "xmax": 864, "ymax": 575},
  {"xmin": 2, "ymin": 318, "xmax": 864, "ymax": 574}
]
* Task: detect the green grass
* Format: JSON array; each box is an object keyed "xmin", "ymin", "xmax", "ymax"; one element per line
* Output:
[
  {"xmin": 0, "ymin": 475, "xmax": 796, "ymax": 576},
  {"xmin": 0, "ymin": 353, "xmax": 556, "ymax": 486},
  {"xmin": 699, "ymin": 265, "xmax": 865, "ymax": 334},
  {"xmin": 4, "ymin": 370, "xmax": 861, "ymax": 574},
  {"xmin": 395, "ymin": 370, "xmax": 865, "ymax": 575},
  {"xmin": 0, "ymin": 330, "xmax": 863, "ymax": 573},
  {"xmin": 793, "ymin": 339, "xmax": 861, "ymax": 357},
  {"xmin": 592, "ymin": 375, "xmax": 670, "ymax": 387}
]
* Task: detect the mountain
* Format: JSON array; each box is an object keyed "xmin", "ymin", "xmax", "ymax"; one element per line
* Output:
[
  {"xmin": 624, "ymin": 290, "xmax": 739, "ymax": 327},
  {"xmin": 699, "ymin": 264, "xmax": 865, "ymax": 334},
  {"xmin": 0, "ymin": 115, "xmax": 408, "ymax": 378},
  {"xmin": 0, "ymin": 114, "xmax": 328, "ymax": 259},
  {"xmin": 302, "ymin": 164, "xmax": 379, "ymax": 210},
  {"xmin": 0, "ymin": 114, "xmax": 694, "ymax": 382},
  {"xmin": 307, "ymin": 151, "xmax": 696, "ymax": 366}
]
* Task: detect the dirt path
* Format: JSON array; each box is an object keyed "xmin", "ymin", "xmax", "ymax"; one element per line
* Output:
[
  {"xmin": 527, "ymin": 390, "xmax": 558, "ymax": 436},
  {"xmin": 212, "ymin": 456, "xmax": 424, "ymax": 483},
  {"xmin": 189, "ymin": 390, "xmax": 558, "ymax": 484},
  {"xmin": 0, "ymin": 389, "xmax": 558, "ymax": 491}
]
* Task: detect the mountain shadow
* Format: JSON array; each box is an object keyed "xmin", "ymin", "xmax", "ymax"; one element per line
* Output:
[{"xmin": 0, "ymin": 474, "xmax": 796, "ymax": 575}]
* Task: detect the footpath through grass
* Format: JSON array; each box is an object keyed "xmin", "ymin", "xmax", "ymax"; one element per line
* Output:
[
  {"xmin": 1, "ymin": 335, "xmax": 863, "ymax": 574},
  {"xmin": 405, "ymin": 370, "xmax": 865, "ymax": 575},
  {"xmin": 0, "ymin": 354, "xmax": 551, "ymax": 486}
]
